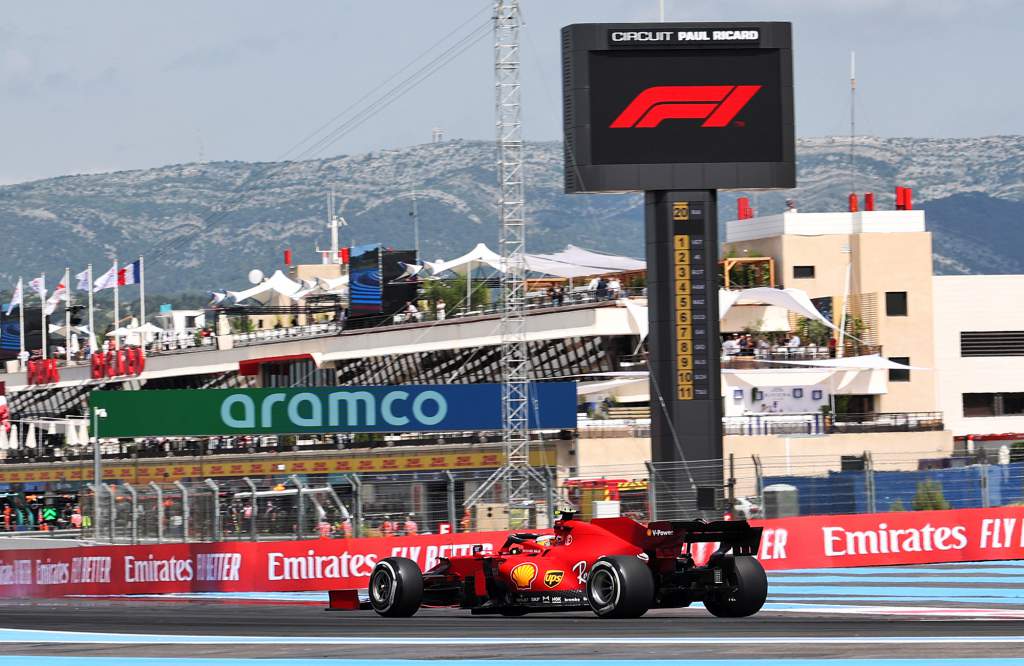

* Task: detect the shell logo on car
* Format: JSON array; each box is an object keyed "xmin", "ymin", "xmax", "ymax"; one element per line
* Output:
[
  {"xmin": 543, "ymin": 570, "xmax": 564, "ymax": 588},
  {"xmin": 510, "ymin": 562, "xmax": 538, "ymax": 589}
]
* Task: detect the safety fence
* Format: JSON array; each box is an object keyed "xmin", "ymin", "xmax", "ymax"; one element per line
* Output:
[{"xmin": 61, "ymin": 448, "xmax": 1024, "ymax": 544}]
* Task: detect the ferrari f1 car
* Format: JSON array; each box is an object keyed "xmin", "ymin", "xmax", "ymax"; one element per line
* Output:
[{"xmin": 329, "ymin": 514, "xmax": 766, "ymax": 618}]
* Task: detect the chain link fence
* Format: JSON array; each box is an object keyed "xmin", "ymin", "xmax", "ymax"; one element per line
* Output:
[{"xmin": 73, "ymin": 449, "xmax": 1024, "ymax": 543}]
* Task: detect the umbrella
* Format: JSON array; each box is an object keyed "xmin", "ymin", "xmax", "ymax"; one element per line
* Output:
[
  {"xmin": 67, "ymin": 421, "xmax": 80, "ymax": 448},
  {"xmin": 10, "ymin": 424, "xmax": 19, "ymax": 450},
  {"xmin": 47, "ymin": 421, "xmax": 58, "ymax": 435},
  {"xmin": 24, "ymin": 423, "xmax": 36, "ymax": 449},
  {"xmin": 0, "ymin": 427, "xmax": 8, "ymax": 450},
  {"xmin": 79, "ymin": 422, "xmax": 90, "ymax": 445}
]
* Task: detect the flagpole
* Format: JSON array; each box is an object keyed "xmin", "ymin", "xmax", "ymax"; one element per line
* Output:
[
  {"xmin": 17, "ymin": 278, "xmax": 25, "ymax": 357},
  {"xmin": 113, "ymin": 257, "xmax": 120, "ymax": 352},
  {"xmin": 63, "ymin": 267, "xmax": 71, "ymax": 364},
  {"xmin": 39, "ymin": 273, "xmax": 47, "ymax": 359},
  {"xmin": 87, "ymin": 264, "xmax": 95, "ymax": 357},
  {"xmin": 138, "ymin": 255, "xmax": 146, "ymax": 353}
]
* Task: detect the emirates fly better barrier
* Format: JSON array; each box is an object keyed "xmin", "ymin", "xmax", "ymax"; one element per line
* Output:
[{"xmin": 2, "ymin": 507, "xmax": 1023, "ymax": 597}]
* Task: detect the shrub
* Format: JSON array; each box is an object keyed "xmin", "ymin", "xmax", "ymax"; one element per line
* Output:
[
  {"xmin": 889, "ymin": 499, "xmax": 906, "ymax": 512},
  {"xmin": 912, "ymin": 479, "xmax": 950, "ymax": 511}
]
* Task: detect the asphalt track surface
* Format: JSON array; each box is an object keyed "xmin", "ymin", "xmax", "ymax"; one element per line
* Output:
[
  {"xmin": 4, "ymin": 599, "xmax": 1024, "ymax": 660},
  {"xmin": 6, "ymin": 562, "xmax": 1024, "ymax": 661}
]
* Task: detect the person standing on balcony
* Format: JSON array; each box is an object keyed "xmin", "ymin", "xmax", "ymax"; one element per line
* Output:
[
  {"xmin": 608, "ymin": 277, "xmax": 621, "ymax": 300},
  {"xmin": 435, "ymin": 298, "xmax": 446, "ymax": 320},
  {"xmin": 828, "ymin": 336, "xmax": 837, "ymax": 358}
]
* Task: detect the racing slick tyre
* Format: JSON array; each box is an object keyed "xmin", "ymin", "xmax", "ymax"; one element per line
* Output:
[
  {"xmin": 703, "ymin": 555, "xmax": 768, "ymax": 618},
  {"xmin": 369, "ymin": 557, "xmax": 423, "ymax": 617},
  {"xmin": 587, "ymin": 555, "xmax": 654, "ymax": 618}
]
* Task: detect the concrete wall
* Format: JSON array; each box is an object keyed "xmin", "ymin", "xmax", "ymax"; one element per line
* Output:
[
  {"xmin": 572, "ymin": 429, "xmax": 954, "ymax": 498},
  {"xmin": 933, "ymin": 275, "xmax": 1024, "ymax": 436}
]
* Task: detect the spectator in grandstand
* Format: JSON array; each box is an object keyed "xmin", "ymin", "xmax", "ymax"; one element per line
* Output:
[
  {"xmin": 405, "ymin": 301, "xmax": 421, "ymax": 323},
  {"xmin": 381, "ymin": 515, "xmax": 395, "ymax": 537},
  {"xmin": 435, "ymin": 298, "xmax": 446, "ymax": 321},
  {"xmin": 403, "ymin": 513, "xmax": 418, "ymax": 536},
  {"xmin": 596, "ymin": 277, "xmax": 609, "ymax": 300},
  {"xmin": 607, "ymin": 277, "xmax": 622, "ymax": 299}
]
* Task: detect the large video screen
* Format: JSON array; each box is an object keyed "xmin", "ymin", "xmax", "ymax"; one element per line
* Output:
[
  {"xmin": 0, "ymin": 307, "xmax": 44, "ymax": 361},
  {"xmin": 348, "ymin": 244, "xmax": 382, "ymax": 316},
  {"xmin": 382, "ymin": 250, "xmax": 419, "ymax": 317},
  {"xmin": 562, "ymin": 22, "xmax": 794, "ymax": 192}
]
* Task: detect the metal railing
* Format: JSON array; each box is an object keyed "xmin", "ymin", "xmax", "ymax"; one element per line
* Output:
[
  {"xmin": 47, "ymin": 448, "xmax": 1020, "ymax": 543},
  {"xmin": 723, "ymin": 412, "xmax": 944, "ymax": 436}
]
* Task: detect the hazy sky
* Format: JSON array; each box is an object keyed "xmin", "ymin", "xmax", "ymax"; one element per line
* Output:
[{"xmin": 2, "ymin": 0, "xmax": 1020, "ymax": 184}]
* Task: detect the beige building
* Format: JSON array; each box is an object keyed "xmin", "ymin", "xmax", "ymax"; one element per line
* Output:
[
  {"xmin": 933, "ymin": 275, "xmax": 1024, "ymax": 437},
  {"xmin": 723, "ymin": 209, "xmax": 938, "ymax": 414}
]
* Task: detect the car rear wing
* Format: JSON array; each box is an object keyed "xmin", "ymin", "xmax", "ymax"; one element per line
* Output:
[{"xmin": 643, "ymin": 520, "xmax": 762, "ymax": 556}]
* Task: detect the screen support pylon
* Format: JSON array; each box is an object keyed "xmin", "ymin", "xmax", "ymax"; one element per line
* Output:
[{"xmin": 645, "ymin": 190, "xmax": 724, "ymax": 517}]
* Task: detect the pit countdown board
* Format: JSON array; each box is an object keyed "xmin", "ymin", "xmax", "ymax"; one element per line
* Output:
[{"xmin": 562, "ymin": 22, "xmax": 795, "ymax": 466}]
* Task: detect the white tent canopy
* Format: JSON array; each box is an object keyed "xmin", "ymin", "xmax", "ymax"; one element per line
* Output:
[
  {"xmin": 719, "ymin": 287, "xmax": 836, "ymax": 330},
  {"xmin": 228, "ymin": 270, "xmax": 304, "ymax": 303},
  {"xmin": 425, "ymin": 243, "xmax": 504, "ymax": 276},
  {"xmin": 426, "ymin": 243, "xmax": 646, "ymax": 279},
  {"xmin": 533, "ymin": 245, "xmax": 645, "ymax": 272}
]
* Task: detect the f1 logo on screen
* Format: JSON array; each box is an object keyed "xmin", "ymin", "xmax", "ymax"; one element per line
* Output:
[{"xmin": 610, "ymin": 85, "xmax": 761, "ymax": 129}]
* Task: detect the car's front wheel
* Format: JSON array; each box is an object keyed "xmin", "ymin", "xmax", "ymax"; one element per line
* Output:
[
  {"xmin": 587, "ymin": 555, "xmax": 654, "ymax": 618},
  {"xmin": 369, "ymin": 557, "xmax": 423, "ymax": 617},
  {"xmin": 703, "ymin": 555, "xmax": 767, "ymax": 618}
]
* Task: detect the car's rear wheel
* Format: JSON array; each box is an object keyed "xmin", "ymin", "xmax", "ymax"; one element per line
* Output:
[
  {"xmin": 703, "ymin": 556, "xmax": 767, "ymax": 618},
  {"xmin": 587, "ymin": 555, "xmax": 654, "ymax": 618},
  {"xmin": 369, "ymin": 557, "xmax": 423, "ymax": 617}
]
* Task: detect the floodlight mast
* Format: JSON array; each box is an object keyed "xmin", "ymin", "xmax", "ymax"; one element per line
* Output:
[{"xmin": 464, "ymin": 0, "xmax": 544, "ymax": 525}]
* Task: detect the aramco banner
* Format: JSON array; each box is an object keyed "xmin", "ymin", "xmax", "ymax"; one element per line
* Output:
[
  {"xmin": 2, "ymin": 507, "xmax": 1024, "ymax": 599},
  {"xmin": 88, "ymin": 383, "xmax": 577, "ymax": 437}
]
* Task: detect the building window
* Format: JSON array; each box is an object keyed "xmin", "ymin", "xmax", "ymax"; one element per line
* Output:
[
  {"xmin": 888, "ymin": 357, "xmax": 910, "ymax": 382},
  {"xmin": 961, "ymin": 331, "xmax": 1024, "ymax": 357},
  {"xmin": 963, "ymin": 392, "xmax": 1024, "ymax": 417},
  {"xmin": 792, "ymin": 265, "xmax": 815, "ymax": 279},
  {"xmin": 885, "ymin": 291, "xmax": 908, "ymax": 316}
]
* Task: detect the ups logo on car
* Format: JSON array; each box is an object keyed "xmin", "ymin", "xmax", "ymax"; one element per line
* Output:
[{"xmin": 543, "ymin": 570, "xmax": 565, "ymax": 588}]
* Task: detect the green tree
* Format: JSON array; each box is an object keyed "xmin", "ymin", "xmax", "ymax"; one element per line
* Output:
[
  {"xmin": 889, "ymin": 499, "xmax": 906, "ymax": 512},
  {"xmin": 422, "ymin": 274, "xmax": 490, "ymax": 314},
  {"xmin": 796, "ymin": 316, "xmax": 833, "ymax": 346},
  {"xmin": 912, "ymin": 479, "xmax": 951, "ymax": 511}
]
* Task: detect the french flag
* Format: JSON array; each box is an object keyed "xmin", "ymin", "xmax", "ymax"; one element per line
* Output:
[{"xmin": 117, "ymin": 259, "xmax": 141, "ymax": 287}]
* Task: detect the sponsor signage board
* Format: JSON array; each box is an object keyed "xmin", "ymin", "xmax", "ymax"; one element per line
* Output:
[
  {"xmin": 1, "ymin": 507, "xmax": 1023, "ymax": 599},
  {"xmin": 562, "ymin": 21, "xmax": 795, "ymax": 192},
  {"xmin": 88, "ymin": 383, "xmax": 577, "ymax": 437},
  {"xmin": 0, "ymin": 448, "xmax": 558, "ymax": 484}
]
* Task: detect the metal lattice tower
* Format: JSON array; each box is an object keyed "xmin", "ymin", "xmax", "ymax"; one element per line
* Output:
[{"xmin": 465, "ymin": 0, "xmax": 543, "ymax": 520}]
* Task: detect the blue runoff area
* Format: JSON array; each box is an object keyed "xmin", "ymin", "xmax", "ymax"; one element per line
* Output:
[
  {"xmin": 765, "ymin": 462, "xmax": 1024, "ymax": 515},
  {"xmin": 2, "ymin": 655, "xmax": 1024, "ymax": 659}
]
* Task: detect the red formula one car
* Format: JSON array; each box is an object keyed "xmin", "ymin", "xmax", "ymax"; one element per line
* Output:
[{"xmin": 330, "ymin": 514, "xmax": 766, "ymax": 618}]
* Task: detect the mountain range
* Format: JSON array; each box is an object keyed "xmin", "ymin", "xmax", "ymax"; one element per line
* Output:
[{"xmin": 1, "ymin": 135, "xmax": 1022, "ymax": 296}]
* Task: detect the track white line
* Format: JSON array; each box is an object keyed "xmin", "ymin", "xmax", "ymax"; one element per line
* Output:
[{"xmin": 3, "ymin": 629, "xmax": 1024, "ymax": 645}]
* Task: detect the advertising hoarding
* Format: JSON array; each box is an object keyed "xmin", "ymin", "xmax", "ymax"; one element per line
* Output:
[
  {"xmin": 2, "ymin": 507, "xmax": 1022, "ymax": 599},
  {"xmin": 88, "ymin": 383, "xmax": 578, "ymax": 437}
]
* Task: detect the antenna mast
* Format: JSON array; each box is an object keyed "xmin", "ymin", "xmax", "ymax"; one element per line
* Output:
[
  {"xmin": 849, "ymin": 50, "xmax": 856, "ymax": 194},
  {"xmin": 465, "ymin": 0, "xmax": 542, "ymax": 524}
]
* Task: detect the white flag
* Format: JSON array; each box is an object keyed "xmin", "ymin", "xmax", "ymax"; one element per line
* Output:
[
  {"xmin": 28, "ymin": 276, "xmax": 45, "ymax": 299},
  {"xmin": 44, "ymin": 280, "xmax": 67, "ymax": 316},
  {"xmin": 75, "ymin": 268, "xmax": 92, "ymax": 291},
  {"xmin": 4, "ymin": 279, "xmax": 22, "ymax": 316},
  {"xmin": 93, "ymin": 263, "xmax": 118, "ymax": 292}
]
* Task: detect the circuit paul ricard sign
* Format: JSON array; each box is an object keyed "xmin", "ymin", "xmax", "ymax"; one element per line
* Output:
[
  {"xmin": 561, "ymin": 22, "xmax": 795, "ymax": 192},
  {"xmin": 562, "ymin": 22, "xmax": 795, "ymax": 468},
  {"xmin": 88, "ymin": 384, "xmax": 577, "ymax": 438}
]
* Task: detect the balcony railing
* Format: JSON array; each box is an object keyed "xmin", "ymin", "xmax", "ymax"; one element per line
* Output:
[{"xmin": 723, "ymin": 411, "xmax": 944, "ymax": 436}]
